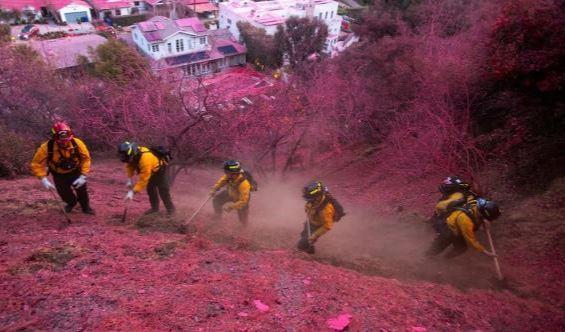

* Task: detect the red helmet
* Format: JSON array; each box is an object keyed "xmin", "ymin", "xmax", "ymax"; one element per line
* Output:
[{"xmin": 51, "ymin": 122, "xmax": 73, "ymax": 144}]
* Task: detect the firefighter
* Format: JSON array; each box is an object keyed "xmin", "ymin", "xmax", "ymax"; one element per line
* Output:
[
  {"xmin": 426, "ymin": 198, "xmax": 500, "ymax": 258},
  {"xmin": 429, "ymin": 176, "xmax": 478, "ymax": 233},
  {"xmin": 209, "ymin": 160, "xmax": 254, "ymax": 225},
  {"xmin": 297, "ymin": 181, "xmax": 344, "ymax": 254},
  {"xmin": 30, "ymin": 122, "xmax": 94, "ymax": 214},
  {"xmin": 118, "ymin": 141, "xmax": 175, "ymax": 215}
]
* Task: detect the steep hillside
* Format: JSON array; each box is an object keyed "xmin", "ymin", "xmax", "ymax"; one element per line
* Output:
[{"xmin": 0, "ymin": 161, "xmax": 563, "ymax": 331}]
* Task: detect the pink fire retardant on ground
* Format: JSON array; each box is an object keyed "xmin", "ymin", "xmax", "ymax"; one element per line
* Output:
[{"xmin": 327, "ymin": 314, "xmax": 352, "ymax": 331}]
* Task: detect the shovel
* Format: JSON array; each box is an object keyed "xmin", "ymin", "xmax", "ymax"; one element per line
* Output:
[
  {"xmin": 484, "ymin": 221, "xmax": 504, "ymax": 281},
  {"xmin": 48, "ymin": 188, "xmax": 72, "ymax": 225}
]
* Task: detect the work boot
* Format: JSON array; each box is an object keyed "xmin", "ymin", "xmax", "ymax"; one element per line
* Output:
[
  {"xmin": 166, "ymin": 208, "xmax": 176, "ymax": 216},
  {"xmin": 82, "ymin": 207, "xmax": 96, "ymax": 215},
  {"xmin": 144, "ymin": 208, "xmax": 159, "ymax": 215},
  {"xmin": 64, "ymin": 204, "xmax": 75, "ymax": 213}
]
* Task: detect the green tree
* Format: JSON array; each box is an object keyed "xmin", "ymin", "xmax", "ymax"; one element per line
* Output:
[
  {"xmin": 87, "ymin": 39, "xmax": 151, "ymax": 84},
  {"xmin": 274, "ymin": 16, "xmax": 328, "ymax": 68},
  {"xmin": 237, "ymin": 22, "xmax": 282, "ymax": 70}
]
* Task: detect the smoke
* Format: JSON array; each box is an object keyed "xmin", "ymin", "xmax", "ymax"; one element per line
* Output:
[{"xmin": 173, "ymin": 167, "xmax": 500, "ymax": 290}]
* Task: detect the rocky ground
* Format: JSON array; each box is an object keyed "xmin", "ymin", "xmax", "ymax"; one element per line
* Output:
[{"xmin": 1, "ymin": 161, "xmax": 563, "ymax": 331}]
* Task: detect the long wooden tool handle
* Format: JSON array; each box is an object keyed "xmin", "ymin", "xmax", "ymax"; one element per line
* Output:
[
  {"xmin": 485, "ymin": 221, "xmax": 503, "ymax": 280},
  {"xmin": 185, "ymin": 196, "xmax": 212, "ymax": 225},
  {"xmin": 121, "ymin": 200, "xmax": 129, "ymax": 223},
  {"xmin": 49, "ymin": 188, "xmax": 72, "ymax": 224}
]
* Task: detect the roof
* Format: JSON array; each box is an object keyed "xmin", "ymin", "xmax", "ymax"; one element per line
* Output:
[
  {"xmin": 0, "ymin": 0, "xmax": 44, "ymax": 10},
  {"xmin": 48, "ymin": 0, "xmax": 91, "ymax": 10},
  {"xmin": 175, "ymin": 17, "xmax": 206, "ymax": 32},
  {"xmin": 220, "ymin": 0, "xmax": 340, "ymax": 27},
  {"xmin": 30, "ymin": 34, "xmax": 107, "ymax": 69},
  {"xmin": 0, "ymin": 0, "xmax": 91, "ymax": 10},
  {"xmin": 181, "ymin": 0, "xmax": 210, "ymax": 5},
  {"xmin": 92, "ymin": 0, "xmax": 133, "ymax": 10},
  {"xmin": 192, "ymin": 2, "xmax": 217, "ymax": 13},
  {"xmin": 136, "ymin": 16, "xmax": 209, "ymax": 42}
]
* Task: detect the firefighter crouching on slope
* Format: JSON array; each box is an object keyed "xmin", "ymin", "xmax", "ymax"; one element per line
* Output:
[
  {"xmin": 298, "ymin": 181, "xmax": 344, "ymax": 254},
  {"xmin": 426, "ymin": 197, "xmax": 501, "ymax": 258},
  {"xmin": 30, "ymin": 122, "xmax": 95, "ymax": 214},
  {"xmin": 430, "ymin": 176, "xmax": 477, "ymax": 228},
  {"xmin": 118, "ymin": 141, "xmax": 176, "ymax": 215},
  {"xmin": 209, "ymin": 160, "xmax": 252, "ymax": 225}
]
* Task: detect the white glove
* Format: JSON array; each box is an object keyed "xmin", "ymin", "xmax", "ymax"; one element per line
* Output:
[
  {"xmin": 483, "ymin": 250, "xmax": 497, "ymax": 258},
  {"xmin": 125, "ymin": 190, "xmax": 134, "ymax": 201},
  {"xmin": 126, "ymin": 178, "xmax": 133, "ymax": 189},
  {"xmin": 40, "ymin": 177, "xmax": 56, "ymax": 190},
  {"xmin": 72, "ymin": 175, "xmax": 87, "ymax": 188}
]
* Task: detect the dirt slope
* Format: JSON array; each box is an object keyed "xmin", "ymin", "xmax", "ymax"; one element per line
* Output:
[{"xmin": 0, "ymin": 161, "xmax": 563, "ymax": 331}]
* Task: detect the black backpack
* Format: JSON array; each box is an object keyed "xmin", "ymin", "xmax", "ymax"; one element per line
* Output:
[
  {"xmin": 241, "ymin": 170, "xmax": 258, "ymax": 191},
  {"xmin": 319, "ymin": 194, "xmax": 346, "ymax": 222},
  {"xmin": 47, "ymin": 138, "xmax": 81, "ymax": 172},
  {"xmin": 148, "ymin": 146, "xmax": 172, "ymax": 163}
]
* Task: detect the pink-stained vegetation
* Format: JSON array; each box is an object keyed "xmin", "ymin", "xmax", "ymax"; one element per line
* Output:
[{"xmin": 0, "ymin": 0, "xmax": 564, "ymax": 330}]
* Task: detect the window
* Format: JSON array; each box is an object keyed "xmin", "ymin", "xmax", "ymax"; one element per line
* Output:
[
  {"xmin": 152, "ymin": 44, "xmax": 159, "ymax": 52},
  {"xmin": 331, "ymin": 11, "xmax": 334, "ymax": 18},
  {"xmin": 134, "ymin": 1, "xmax": 139, "ymax": 5},
  {"xmin": 199, "ymin": 37, "xmax": 206, "ymax": 45},
  {"xmin": 167, "ymin": 43, "xmax": 172, "ymax": 53},
  {"xmin": 325, "ymin": 12, "xmax": 328, "ymax": 19},
  {"xmin": 115, "ymin": 9, "xmax": 121, "ymax": 16},
  {"xmin": 318, "ymin": 13, "xmax": 322, "ymax": 19},
  {"xmin": 176, "ymin": 39, "xmax": 184, "ymax": 52},
  {"xmin": 227, "ymin": 18, "xmax": 232, "ymax": 24},
  {"xmin": 147, "ymin": 44, "xmax": 150, "ymax": 51},
  {"xmin": 133, "ymin": 33, "xmax": 137, "ymax": 40}
]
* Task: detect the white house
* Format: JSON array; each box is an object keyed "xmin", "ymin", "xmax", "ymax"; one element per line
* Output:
[
  {"xmin": 57, "ymin": 1, "xmax": 93, "ymax": 23},
  {"xmin": 132, "ymin": 16, "xmax": 246, "ymax": 75},
  {"xmin": 218, "ymin": 0, "xmax": 342, "ymax": 53}
]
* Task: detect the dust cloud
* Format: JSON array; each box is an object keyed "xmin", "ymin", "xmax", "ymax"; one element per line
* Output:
[{"xmin": 173, "ymin": 167, "xmax": 504, "ymax": 290}]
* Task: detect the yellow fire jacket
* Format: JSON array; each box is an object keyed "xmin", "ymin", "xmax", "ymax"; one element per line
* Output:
[
  {"xmin": 435, "ymin": 192, "xmax": 466, "ymax": 215},
  {"xmin": 446, "ymin": 207, "xmax": 485, "ymax": 252},
  {"xmin": 30, "ymin": 138, "xmax": 91, "ymax": 177},
  {"xmin": 213, "ymin": 173, "xmax": 251, "ymax": 210},
  {"xmin": 126, "ymin": 147, "xmax": 162, "ymax": 193},
  {"xmin": 306, "ymin": 196, "xmax": 335, "ymax": 241}
]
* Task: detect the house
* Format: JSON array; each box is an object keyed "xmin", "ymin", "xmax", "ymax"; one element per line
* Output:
[
  {"xmin": 92, "ymin": 0, "xmax": 137, "ymax": 19},
  {"xmin": 29, "ymin": 34, "xmax": 107, "ymax": 72},
  {"xmin": 0, "ymin": 0, "xmax": 94, "ymax": 23},
  {"xmin": 131, "ymin": 16, "xmax": 245, "ymax": 76},
  {"xmin": 54, "ymin": 0, "xmax": 93, "ymax": 23},
  {"xmin": 0, "ymin": 0, "xmax": 45, "ymax": 21},
  {"xmin": 0, "ymin": 0, "xmax": 141, "ymax": 24},
  {"xmin": 182, "ymin": 0, "xmax": 219, "ymax": 28},
  {"xmin": 218, "ymin": 0, "xmax": 343, "ymax": 53}
]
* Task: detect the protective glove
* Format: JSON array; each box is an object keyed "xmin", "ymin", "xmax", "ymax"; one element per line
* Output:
[
  {"xmin": 40, "ymin": 177, "xmax": 56, "ymax": 190},
  {"xmin": 223, "ymin": 205, "xmax": 233, "ymax": 213},
  {"xmin": 125, "ymin": 190, "xmax": 134, "ymax": 201},
  {"xmin": 72, "ymin": 175, "xmax": 87, "ymax": 188},
  {"xmin": 209, "ymin": 188, "xmax": 217, "ymax": 197},
  {"xmin": 126, "ymin": 178, "xmax": 133, "ymax": 189},
  {"xmin": 483, "ymin": 250, "xmax": 497, "ymax": 258},
  {"xmin": 307, "ymin": 236, "xmax": 317, "ymax": 246}
]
